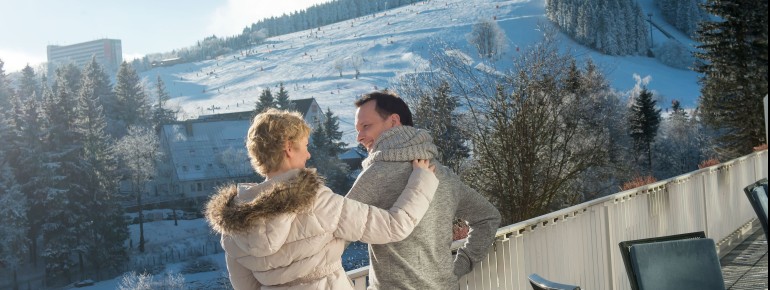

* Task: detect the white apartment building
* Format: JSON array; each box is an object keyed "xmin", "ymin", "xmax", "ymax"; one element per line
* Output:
[{"xmin": 47, "ymin": 38, "xmax": 122, "ymax": 78}]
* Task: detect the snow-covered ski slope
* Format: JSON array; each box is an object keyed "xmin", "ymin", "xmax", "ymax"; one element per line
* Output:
[{"xmin": 143, "ymin": 0, "xmax": 700, "ymax": 145}]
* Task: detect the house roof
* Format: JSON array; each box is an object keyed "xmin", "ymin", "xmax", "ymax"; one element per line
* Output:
[
  {"xmin": 161, "ymin": 98, "xmax": 322, "ymax": 182},
  {"xmin": 339, "ymin": 146, "xmax": 368, "ymax": 160},
  {"xmin": 195, "ymin": 98, "xmax": 317, "ymax": 122},
  {"xmin": 292, "ymin": 98, "xmax": 314, "ymax": 116},
  {"xmin": 161, "ymin": 120, "xmax": 253, "ymax": 182}
]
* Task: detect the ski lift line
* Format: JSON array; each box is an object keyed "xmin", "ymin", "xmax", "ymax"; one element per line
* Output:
[{"xmin": 646, "ymin": 19, "xmax": 680, "ymax": 43}]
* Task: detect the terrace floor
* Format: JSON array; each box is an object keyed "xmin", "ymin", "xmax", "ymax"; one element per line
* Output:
[{"xmin": 721, "ymin": 228, "xmax": 768, "ymax": 289}]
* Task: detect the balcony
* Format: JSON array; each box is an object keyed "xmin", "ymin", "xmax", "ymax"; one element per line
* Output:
[{"xmin": 347, "ymin": 150, "xmax": 768, "ymax": 290}]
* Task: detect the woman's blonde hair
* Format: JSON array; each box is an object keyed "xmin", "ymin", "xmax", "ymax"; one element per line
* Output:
[{"xmin": 246, "ymin": 108, "xmax": 311, "ymax": 176}]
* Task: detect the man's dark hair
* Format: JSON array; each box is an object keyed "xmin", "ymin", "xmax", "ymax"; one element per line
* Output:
[{"xmin": 354, "ymin": 90, "xmax": 414, "ymax": 126}]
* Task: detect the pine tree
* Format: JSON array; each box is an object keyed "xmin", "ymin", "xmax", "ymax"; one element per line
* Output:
[
  {"xmin": 628, "ymin": 87, "xmax": 661, "ymax": 173},
  {"xmin": 40, "ymin": 69, "xmax": 90, "ymax": 282},
  {"xmin": 321, "ymin": 108, "xmax": 346, "ymax": 156},
  {"xmin": 52, "ymin": 63, "xmax": 82, "ymax": 100},
  {"xmin": 75, "ymin": 64, "xmax": 128, "ymax": 279},
  {"xmin": 8, "ymin": 90, "xmax": 46, "ymax": 267},
  {"xmin": 81, "ymin": 57, "xmax": 117, "ymax": 136},
  {"xmin": 308, "ymin": 109, "xmax": 350, "ymax": 193},
  {"xmin": 151, "ymin": 75, "xmax": 176, "ymax": 130},
  {"xmin": 0, "ymin": 59, "xmax": 12, "ymax": 112},
  {"xmin": 413, "ymin": 81, "xmax": 469, "ymax": 172},
  {"xmin": 18, "ymin": 65, "xmax": 40, "ymax": 101},
  {"xmin": 113, "ymin": 61, "xmax": 150, "ymax": 137},
  {"xmin": 0, "ymin": 113, "xmax": 29, "ymax": 290},
  {"xmin": 695, "ymin": 0, "xmax": 768, "ymax": 158},
  {"xmin": 255, "ymin": 88, "xmax": 275, "ymax": 113},
  {"xmin": 275, "ymin": 83, "xmax": 292, "ymax": 110}
]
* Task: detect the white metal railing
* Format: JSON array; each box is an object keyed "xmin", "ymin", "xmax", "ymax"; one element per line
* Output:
[{"xmin": 346, "ymin": 150, "xmax": 768, "ymax": 290}]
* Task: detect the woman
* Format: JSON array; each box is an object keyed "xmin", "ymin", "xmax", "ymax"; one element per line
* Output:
[{"xmin": 205, "ymin": 109, "xmax": 438, "ymax": 289}]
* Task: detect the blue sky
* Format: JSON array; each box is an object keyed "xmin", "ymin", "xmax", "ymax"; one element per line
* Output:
[{"xmin": 0, "ymin": 0, "xmax": 329, "ymax": 72}]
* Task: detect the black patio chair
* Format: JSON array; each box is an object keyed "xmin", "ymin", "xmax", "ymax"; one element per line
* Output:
[
  {"xmin": 618, "ymin": 232, "xmax": 725, "ymax": 290},
  {"xmin": 743, "ymin": 177, "xmax": 768, "ymax": 240},
  {"xmin": 528, "ymin": 273, "xmax": 581, "ymax": 290}
]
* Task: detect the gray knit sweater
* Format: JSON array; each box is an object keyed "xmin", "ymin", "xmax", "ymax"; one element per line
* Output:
[{"xmin": 346, "ymin": 126, "xmax": 501, "ymax": 290}]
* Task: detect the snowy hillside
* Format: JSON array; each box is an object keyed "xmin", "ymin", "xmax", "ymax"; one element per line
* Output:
[{"xmin": 142, "ymin": 0, "xmax": 701, "ymax": 146}]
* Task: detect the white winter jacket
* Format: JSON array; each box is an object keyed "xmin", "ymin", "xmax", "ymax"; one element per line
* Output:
[{"xmin": 205, "ymin": 168, "xmax": 438, "ymax": 290}]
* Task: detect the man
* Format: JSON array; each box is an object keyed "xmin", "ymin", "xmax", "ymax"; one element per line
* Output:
[{"xmin": 346, "ymin": 91, "xmax": 501, "ymax": 289}]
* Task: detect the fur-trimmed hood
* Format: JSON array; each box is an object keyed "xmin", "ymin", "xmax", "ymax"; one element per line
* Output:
[{"xmin": 205, "ymin": 168, "xmax": 325, "ymax": 235}]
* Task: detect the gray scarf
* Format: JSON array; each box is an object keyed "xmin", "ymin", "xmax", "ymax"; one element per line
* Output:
[{"xmin": 362, "ymin": 126, "xmax": 438, "ymax": 169}]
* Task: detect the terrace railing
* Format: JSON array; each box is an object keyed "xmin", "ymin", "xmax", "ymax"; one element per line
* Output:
[{"xmin": 347, "ymin": 150, "xmax": 768, "ymax": 290}]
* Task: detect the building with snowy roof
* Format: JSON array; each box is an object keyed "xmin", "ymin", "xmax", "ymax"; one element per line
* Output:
[{"xmin": 153, "ymin": 98, "xmax": 325, "ymax": 198}]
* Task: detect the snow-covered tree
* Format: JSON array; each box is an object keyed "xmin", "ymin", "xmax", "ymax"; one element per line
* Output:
[
  {"xmin": 8, "ymin": 89, "xmax": 47, "ymax": 268},
  {"xmin": 113, "ymin": 126, "xmax": 162, "ymax": 253},
  {"xmin": 467, "ymin": 19, "xmax": 508, "ymax": 59},
  {"xmin": 117, "ymin": 272, "xmax": 153, "ymax": 290},
  {"xmin": 653, "ymin": 40, "xmax": 696, "ymax": 69},
  {"xmin": 17, "ymin": 65, "xmax": 40, "ymax": 102},
  {"xmin": 52, "ymin": 63, "xmax": 82, "ymax": 100},
  {"xmin": 75, "ymin": 60, "xmax": 129, "ymax": 279},
  {"xmin": 546, "ymin": 0, "xmax": 649, "ymax": 55},
  {"xmin": 0, "ymin": 59, "xmax": 11, "ymax": 111},
  {"xmin": 40, "ymin": 67, "xmax": 91, "ymax": 283},
  {"xmin": 655, "ymin": 0, "xmax": 708, "ymax": 37},
  {"xmin": 652, "ymin": 100, "xmax": 705, "ymax": 178},
  {"xmin": 0, "ymin": 114, "xmax": 29, "ymax": 290}
]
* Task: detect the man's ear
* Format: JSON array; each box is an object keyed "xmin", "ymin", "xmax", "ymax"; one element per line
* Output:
[{"xmin": 390, "ymin": 114, "xmax": 402, "ymax": 126}]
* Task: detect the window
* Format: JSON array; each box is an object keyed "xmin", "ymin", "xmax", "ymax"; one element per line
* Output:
[
  {"xmin": 190, "ymin": 184, "xmax": 196, "ymax": 191},
  {"xmin": 182, "ymin": 166, "xmax": 188, "ymax": 172},
  {"xmin": 197, "ymin": 183, "xmax": 202, "ymax": 191},
  {"xmin": 195, "ymin": 165, "xmax": 201, "ymax": 170}
]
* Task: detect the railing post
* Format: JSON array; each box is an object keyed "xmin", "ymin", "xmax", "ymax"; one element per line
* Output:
[
  {"xmin": 700, "ymin": 170, "xmax": 710, "ymax": 238},
  {"xmin": 603, "ymin": 202, "xmax": 615, "ymax": 290}
]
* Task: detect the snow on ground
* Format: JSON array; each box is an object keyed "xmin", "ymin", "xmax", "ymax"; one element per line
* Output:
[
  {"xmin": 69, "ymin": 251, "xmax": 229, "ymax": 290},
  {"xmin": 71, "ymin": 216, "xmax": 367, "ymax": 289},
  {"xmin": 143, "ymin": 0, "xmax": 701, "ymax": 147}
]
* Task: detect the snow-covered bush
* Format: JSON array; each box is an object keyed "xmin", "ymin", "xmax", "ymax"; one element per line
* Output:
[
  {"xmin": 653, "ymin": 40, "xmax": 695, "ymax": 70},
  {"xmin": 118, "ymin": 272, "xmax": 153, "ymax": 290},
  {"xmin": 117, "ymin": 271, "xmax": 187, "ymax": 290},
  {"xmin": 162, "ymin": 272, "xmax": 186, "ymax": 290}
]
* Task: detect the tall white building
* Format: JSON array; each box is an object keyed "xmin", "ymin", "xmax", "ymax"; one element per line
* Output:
[{"xmin": 47, "ymin": 38, "xmax": 122, "ymax": 78}]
